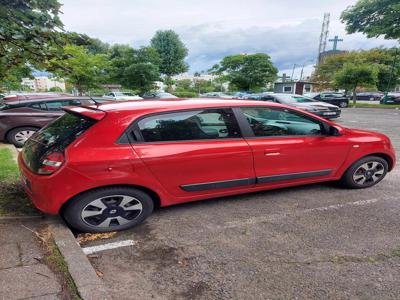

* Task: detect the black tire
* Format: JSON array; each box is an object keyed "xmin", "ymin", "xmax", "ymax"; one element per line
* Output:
[
  {"xmin": 62, "ymin": 187, "xmax": 154, "ymax": 233},
  {"xmin": 340, "ymin": 156, "xmax": 388, "ymax": 189},
  {"xmin": 339, "ymin": 101, "xmax": 348, "ymax": 108},
  {"xmin": 7, "ymin": 126, "xmax": 39, "ymax": 147}
]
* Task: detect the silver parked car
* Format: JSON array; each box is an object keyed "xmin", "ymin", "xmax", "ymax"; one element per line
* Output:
[{"xmin": 252, "ymin": 93, "xmax": 341, "ymax": 119}]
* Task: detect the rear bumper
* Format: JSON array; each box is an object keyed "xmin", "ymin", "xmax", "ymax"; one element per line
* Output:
[{"xmin": 18, "ymin": 153, "xmax": 93, "ymax": 214}]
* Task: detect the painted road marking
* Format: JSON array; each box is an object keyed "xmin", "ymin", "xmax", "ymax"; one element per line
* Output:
[
  {"xmin": 216, "ymin": 198, "xmax": 381, "ymax": 230},
  {"xmin": 82, "ymin": 240, "xmax": 136, "ymax": 255}
]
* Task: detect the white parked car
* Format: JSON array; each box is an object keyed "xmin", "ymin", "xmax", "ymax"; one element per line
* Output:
[{"xmin": 103, "ymin": 92, "xmax": 143, "ymax": 101}]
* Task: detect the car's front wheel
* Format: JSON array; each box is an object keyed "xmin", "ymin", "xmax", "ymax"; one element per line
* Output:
[
  {"xmin": 63, "ymin": 187, "xmax": 154, "ymax": 233},
  {"xmin": 7, "ymin": 127, "xmax": 39, "ymax": 147},
  {"xmin": 339, "ymin": 101, "xmax": 348, "ymax": 108},
  {"xmin": 340, "ymin": 156, "xmax": 388, "ymax": 189}
]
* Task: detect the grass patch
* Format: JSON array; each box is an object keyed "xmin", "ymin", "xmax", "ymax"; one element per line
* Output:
[
  {"xmin": 0, "ymin": 147, "xmax": 19, "ymax": 181},
  {"xmin": 39, "ymin": 226, "xmax": 82, "ymax": 300},
  {"xmin": 349, "ymin": 103, "xmax": 400, "ymax": 109},
  {"xmin": 0, "ymin": 147, "xmax": 39, "ymax": 216}
]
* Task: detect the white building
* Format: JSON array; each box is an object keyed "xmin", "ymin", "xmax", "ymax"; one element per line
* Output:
[
  {"xmin": 172, "ymin": 73, "xmax": 218, "ymax": 82},
  {"xmin": 21, "ymin": 76, "xmax": 66, "ymax": 92}
]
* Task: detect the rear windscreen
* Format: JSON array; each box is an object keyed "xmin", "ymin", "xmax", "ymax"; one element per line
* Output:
[{"xmin": 22, "ymin": 112, "xmax": 96, "ymax": 173}]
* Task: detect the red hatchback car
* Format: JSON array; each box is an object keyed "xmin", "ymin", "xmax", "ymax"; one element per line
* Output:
[{"xmin": 18, "ymin": 99, "xmax": 396, "ymax": 232}]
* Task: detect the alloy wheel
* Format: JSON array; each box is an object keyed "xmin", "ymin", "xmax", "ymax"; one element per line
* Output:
[
  {"xmin": 81, "ymin": 195, "xmax": 143, "ymax": 228},
  {"xmin": 14, "ymin": 130, "xmax": 36, "ymax": 144},
  {"xmin": 352, "ymin": 161, "xmax": 385, "ymax": 186}
]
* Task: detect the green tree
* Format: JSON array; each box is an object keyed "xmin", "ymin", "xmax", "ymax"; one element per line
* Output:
[
  {"xmin": 0, "ymin": 0, "xmax": 65, "ymax": 81},
  {"xmin": 50, "ymin": 45, "xmax": 109, "ymax": 95},
  {"xmin": 0, "ymin": 64, "xmax": 32, "ymax": 92},
  {"xmin": 150, "ymin": 30, "xmax": 188, "ymax": 84},
  {"xmin": 333, "ymin": 63, "xmax": 378, "ymax": 105},
  {"xmin": 109, "ymin": 45, "xmax": 160, "ymax": 94},
  {"xmin": 210, "ymin": 53, "xmax": 278, "ymax": 91},
  {"xmin": 49, "ymin": 86, "xmax": 63, "ymax": 92},
  {"xmin": 313, "ymin": 48, "xmax": 400, "ymax": 91},
  {"xmin": 341, "ymin": 0, "xmax": 400, "ymax": 40}
]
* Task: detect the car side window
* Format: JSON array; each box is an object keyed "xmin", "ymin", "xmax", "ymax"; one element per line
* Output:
[
  {"xmin": 30, "ymin": 102, "xmax": 48, "ymax": 110},
  {"xmin": 241, "ymin": 107, "xmax": 324, "ymax": 137},
  {"xmin": 45, "ymin": 101, "xmax": 72, "ymax": 111},
  {"xmin": 68, "ymin": 100, "xmax": 82, "ymax": 106},
  {"xmin": 137, "ymin": 108, "xmax": 241, "ymax": 142}
]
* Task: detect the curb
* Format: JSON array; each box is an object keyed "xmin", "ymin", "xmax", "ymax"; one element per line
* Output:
[{"xmin": 49, "ymin": 217, "xmax": 112, "ymax": 300}]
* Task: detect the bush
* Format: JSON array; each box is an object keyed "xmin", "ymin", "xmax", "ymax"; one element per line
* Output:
[
  {"xmin": 174, "ymin": 91, "xmax": 198, "ymax": 98},
  {"xmin": 49, "ymin": 86, "xmax": 63, "ymax": 92}
]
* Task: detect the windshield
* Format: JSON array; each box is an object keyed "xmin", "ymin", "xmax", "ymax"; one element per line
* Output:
[{"xmin": 275, "ymin": 94, "xmax": 317, "ymax": 103}]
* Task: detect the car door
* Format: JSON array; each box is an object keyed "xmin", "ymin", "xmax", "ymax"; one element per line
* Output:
[
  {"xmin": 131, "ymin": 108, "xmax": 255, "ymax": 198},
  {"xmin": 236, "ymin": 106, "xmax": 351, "ymax": 185}
]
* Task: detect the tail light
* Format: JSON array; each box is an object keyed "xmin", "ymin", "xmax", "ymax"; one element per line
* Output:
[{"xmin": 38, "ymin": 151, "xmax": 65, "ymax": 175}]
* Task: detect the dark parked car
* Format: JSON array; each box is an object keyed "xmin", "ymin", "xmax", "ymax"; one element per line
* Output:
[
  {"xmin": 380, "ymin": 93, "xmax": 400, "ymax": 105},
  {"xmin": 0, "ymin": 97, "xmax": 97, "ymax": 147},
  {"xmin": 304, "ymin": 92, "xmax": 349, "ymax": 108},
  {"xmin": 141, "ymin": 92, "xmax": 178, "ymax": 99},
  {"xmin": 249, "ymin": 93, "xmax": 341, "ymax": 119},
  {"xmin": 356, "ymin": 92, "xmax": 383, "ymax": 101}
]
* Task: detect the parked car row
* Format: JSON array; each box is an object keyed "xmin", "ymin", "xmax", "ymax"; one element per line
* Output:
[
  {"xmin": 380, "ymin": 93, "xmax": 400, "ymax": 104},
  {"xmin": 18, "ymin": 98, "xmax": 396, "ymax": 232}
]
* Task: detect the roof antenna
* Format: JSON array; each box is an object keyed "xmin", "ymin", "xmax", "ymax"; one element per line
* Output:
[{"xmin": 86, "ymin": 95, "xmax": 100, "ymax": 105}]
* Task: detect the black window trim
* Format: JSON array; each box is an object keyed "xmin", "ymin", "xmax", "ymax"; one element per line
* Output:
[
  {"xmin": 118, "ymin": 107, "xmax": 245, "ymax": 145},
  {"xmin": 233, "ymin": 106, "xmax": 331, "ymax": 139},
  {"xmin": 116, "ymin": 105, "xmax": 334, "ymax": 145}
]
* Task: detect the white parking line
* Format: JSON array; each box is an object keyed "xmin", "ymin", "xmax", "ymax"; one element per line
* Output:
[
  {"xmin": 218, "ymin": 198, "xmax": 380, "ymax": 230},
  {"xmin": 82, "ymin": 239, "xmax": 136, "ymax": 255}
]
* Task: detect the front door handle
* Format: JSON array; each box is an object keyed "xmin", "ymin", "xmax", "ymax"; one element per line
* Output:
[{"xmin": 264, "ymin": 149, "xmax": 281, "ymax": 156}]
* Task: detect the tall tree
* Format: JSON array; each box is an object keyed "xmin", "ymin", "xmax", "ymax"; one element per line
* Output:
[
  {"xmin": 334, "ymin": 63, "xmax": 378, "ymax": 105},
  {"xmin": 0, "ymin": 0, "xmax": 65, "ymax": 81},
  {"xmin": 341, "ymin": 0, "xmax": 400, "ymax": 40},
  {"xmin": 150, "ymin": 30, "xmax": 188, "ymax": 81},
  {"xmin": 49, "ymin": 45, "xmax": 109, "ymax": 95},
  {"xmin": 109, "ymin": 45, "xmax": 161, "ymax": 94},
  {"xmin": 210, "ymin": 53, "xmax": 278, "ymax": 91},
  {"xmin": 313, "ymin": 48, "xmax": 400, "ymax": 91}
]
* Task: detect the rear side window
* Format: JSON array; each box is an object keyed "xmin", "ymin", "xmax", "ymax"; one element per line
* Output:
[
  {"xmin": 137, "ymin": 108, "xmax": 241, "ymax": 142},
  {"xmin": 22, "ymin": 113, "xmax": 96, "ymax": 173}
]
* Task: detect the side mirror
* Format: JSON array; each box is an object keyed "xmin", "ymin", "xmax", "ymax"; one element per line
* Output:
[{"xmin": 329, "ymin": 126, "xmax": 342, "ymax": 136}]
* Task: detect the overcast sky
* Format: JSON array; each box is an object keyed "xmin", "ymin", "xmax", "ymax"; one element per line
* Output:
[{"xmin": 59, "ymin": 0, "xmax": 398, "ymax": 78}]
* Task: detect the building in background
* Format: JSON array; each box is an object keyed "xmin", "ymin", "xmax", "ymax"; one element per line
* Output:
[
  {"xmin": 274, "ymin": 80, "xmax": 315, "ymax": 95},
  {"xmin": 21, "ymin": 76, "xmax": 65, "ymax": 92}
]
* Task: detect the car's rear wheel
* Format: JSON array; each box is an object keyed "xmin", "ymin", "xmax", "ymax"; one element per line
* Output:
[
  {"xmin": 340, "ymin": 156, "xmax": 388, "ymax": 189},
  {"xmin": 63, "ymin": 187, "xmax": 154, "ymax": 233},
  {"xmin": 7, "ymin": 127, "xmax": 39, "ymax": 147},
  {"xmin": 339, "ymin": 101, "xmax": 348, "ymax": 108}
]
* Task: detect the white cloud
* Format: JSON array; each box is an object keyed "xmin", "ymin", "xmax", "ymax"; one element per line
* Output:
[{"xmin": 59, "ymin": 0, "xmax": 398, "ymax": 74}]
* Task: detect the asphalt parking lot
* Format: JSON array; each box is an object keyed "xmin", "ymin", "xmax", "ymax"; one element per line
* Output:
[{"xmin": 82, "ymin": 108, "xmax": 400, "ymax": 299}]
